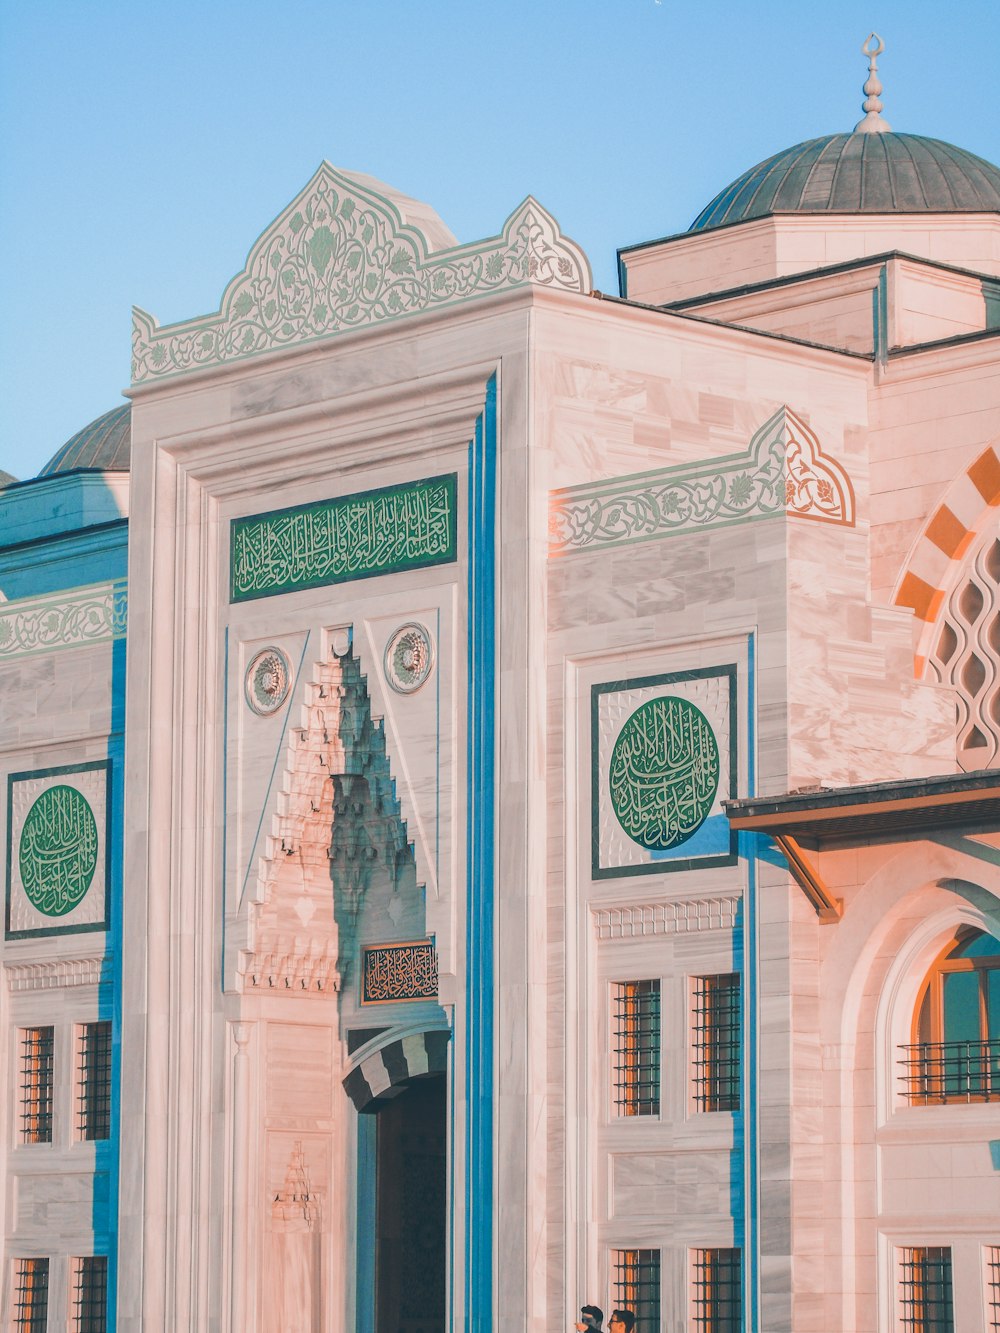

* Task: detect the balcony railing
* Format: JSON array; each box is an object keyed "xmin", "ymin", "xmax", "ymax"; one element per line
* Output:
[{"xmin": 898, "ymin": 1039, "xmax": 1000, "ymax": 1104}]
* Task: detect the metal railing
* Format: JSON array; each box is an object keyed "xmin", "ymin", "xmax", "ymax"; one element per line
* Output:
[{"xmin": 898, "ymin": 1039, "xmax": 1000, "ymax": 1104}]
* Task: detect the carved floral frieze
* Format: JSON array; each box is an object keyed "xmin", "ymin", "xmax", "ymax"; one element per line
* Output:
[
  {"xmin": 550, "ymin": 406, "xmax": 855, "ymax": 554},
  {"xmin": 0, "ymin": 582, "xmax": 127, "ymax": 660},
  {"xmin": 132, "ymin": 163, "xmax": 590, "ymax": 383}
]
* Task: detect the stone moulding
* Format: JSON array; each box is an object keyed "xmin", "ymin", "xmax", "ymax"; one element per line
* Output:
[
  {"xmin": 549, "ymin": 405, "xmax": 855, "ymax": 555},
  {"xmin": 592, "ymin": 895, "xmax": 741, "ymax": 940},
  {"xmin": 131, "ymin": 162, "xmax": 591, "ymax": 384},
  {"xmin": 4, "ymin": 956, "xmax": 107, "ymax": 991},
  {"xmin": 0, "ymin": 581, "xmax": 127, "ymax": 660}
]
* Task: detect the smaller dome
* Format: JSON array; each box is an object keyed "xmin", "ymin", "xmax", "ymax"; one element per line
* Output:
[
  {"xmin": 0, "ymin": 469, "xmax": 17, "ymax": 489},
  {"xmin": 39, "ymin": 404, "xmax": 131, "ymax": 477}
]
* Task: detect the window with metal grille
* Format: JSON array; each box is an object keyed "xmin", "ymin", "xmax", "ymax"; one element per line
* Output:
[
  {"xmin": 76, "ymin": 1022, "xmax": 112, "ymax": 1141},
  {"xmin": 692, "ymin": 1248, "xmax": 742, "ymax": 1332},
  {"xmin": 612, "ymin": 981, "xmax": 660, "ymax": 1117},
  {"xmin": 19, "ymin": 1027, "xmax": 54, "ymax": 1144},
  {"xmin": 72, "ymin": 1255, "xmax": 108, "ymax": 1333},
  {"xmin": 692, "ymin": 974, "xmax": 741, "ymax": 1112},
  {"xmin": 11, "ymin": 1257, "xmax": 49, "ymax": 1332},
  {"xmin": 611, "ymin": 1248, "xmax": 660, "ymax": 1333},
  {"xmin": 987, "ymin": 1246, "xmax": 1000, "ymax": 1333},
  {"xmin": 899, "ymin": 1246, "xmax": 954, "ymax": 1332}
]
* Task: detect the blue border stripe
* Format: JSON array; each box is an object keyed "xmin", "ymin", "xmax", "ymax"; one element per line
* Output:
[
  {"xmin": 742, "ymin": 631, "xmax": 760, "ymax": 1332},
  {"xmin": 465, "ymin": 375, "xmax": 497, "ymax": 1330}
]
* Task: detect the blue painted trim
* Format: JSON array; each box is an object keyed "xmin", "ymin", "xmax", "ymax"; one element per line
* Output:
[
  {"xmin": 465, "ymin": 375, "xmax": 497, "ymax": 1330},
  {"xmin": 221, "ymin": 628, "xmax": 230, "ymax": 992},
  {"xmin": 742, "ymin": 632, "xmax": 760, "ymax": 1332},
  {"xmin": 356, "ymin": 1113, "xmax": 376, "ymax": 1333},
  {"xmin": 104, "ymin": 631, "xmax": 127, "ymax": 1329}
]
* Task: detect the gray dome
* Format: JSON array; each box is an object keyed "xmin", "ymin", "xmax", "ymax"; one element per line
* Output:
[
  {"xmin": 690, "ymin": 133, "xmax": 1000, "ymax": 232},
  {"xmin": 39, "ymin": 404, "xmax": 131, "ymax": 477},
  {"xmin": 0, "ymin": 470, "xmax": 17, "ymax": 489}
]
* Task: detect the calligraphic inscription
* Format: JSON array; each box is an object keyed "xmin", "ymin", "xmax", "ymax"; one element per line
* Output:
[
  {"xmin": 246, "ymin": 646, "xmax": 292, "ymax": 715},
  {"xmin": 384, "ymin": 623, "xmax": 434, "ymax": 694},
  {"xmin": 362, "ymin": 941, "xmax": 438, "ymax": 1004},
  {"xmin": 18, "ymin": 786, "xmax": 98, "ymax": 916},
  {"xmin": 6, "ymin": 763, "xmax": 110, "ymax": 938},
  {"xmin": 593, "ymin": 666, "xmax": 737, "ymax": 880},
  {"xmin": 609, "ymin": 698, "xmax": 719, "ymax": 850},
  {"xmin": 231, "ymin": 473, "xmax": 457, "ymax": 603}
]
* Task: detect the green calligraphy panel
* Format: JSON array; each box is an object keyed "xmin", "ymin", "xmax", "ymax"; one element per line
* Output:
[
  {"xmin": 230, "ymin": 473, "xmax": 458, "ymax": 602},
  {"xmin": 18, "ymin": 785, "xmax": 99, "ymax": 917}
]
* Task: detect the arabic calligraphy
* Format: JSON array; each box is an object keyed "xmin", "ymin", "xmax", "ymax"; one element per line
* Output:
[
  {"xmin": 609, "ymin": 697, "xmax": 719, "ymax": 850},
  {"xmin": 363, "ymin": 942, "xmax": 439, "ymax": 1004},
  {"xmin": 231, "ymin": 474, "xmax": 457, "ymax": 602},
  {"xmin": 18, "ymin": 785, "xmax": 99, "ymax": 917}
]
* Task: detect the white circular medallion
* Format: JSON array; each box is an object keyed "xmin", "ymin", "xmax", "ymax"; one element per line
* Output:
[
  {"xmin": 245, "ymin": 646, "xmax": 292, "ymax": 715},
  {"xmin": 384, "ymin": 623, "xmax": 434, "ymax": 694}
]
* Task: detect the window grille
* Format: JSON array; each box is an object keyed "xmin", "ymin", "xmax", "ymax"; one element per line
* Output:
[
  {"xmin": 72, "ymin": 1255, "xmax": 108, "ymax": 1333},
  {"xmin": 611, "ymin": 1248, "xmax": 660, "ymax": 1333},
  {"xmin": 692, "ymin": 1248, "xmax": 742, "ymax": 1332},
  {"xmin": 899, "ymin": 1246, "xmax": 954, "ymax": 1332},
  {"xmin": 692, "ymin": 974, "xmax": 741, "ymax": 1112},
  {"xmin": 19, "ymin": 1027, "xmax": 54, "ymax": 1144},
  {"xmin": 11, "ymin": 1257, "xmax": 49, "ymax": 1332},
  {"xmin": 612, "ymin": 981, "xmax": 660, "ymax": 1116},
  {"xmin": 987, "ymin": 1246, "xmax": 1000, "ymax": 1333},
  {"xmin": 77, "ymin": 1022, "xmax": 112, "ymax": 1141},
  {"xmin": 898, "ymin": 1040, "xmax": 1000, "ymax": 1104}
]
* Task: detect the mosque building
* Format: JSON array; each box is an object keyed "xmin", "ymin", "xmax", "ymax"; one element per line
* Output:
[{"xmin": 2, "ymin": 34, "xmax": 999, "ymax": 1333}]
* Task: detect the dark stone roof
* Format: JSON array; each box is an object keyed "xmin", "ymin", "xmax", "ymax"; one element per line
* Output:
[
  {"xmin": 39, "ymin": 403, "xmax": 131, "ymax": 477},
  {"xmin": 690, "ymin": 133, "xmax": 1000, "ymax": 232}
]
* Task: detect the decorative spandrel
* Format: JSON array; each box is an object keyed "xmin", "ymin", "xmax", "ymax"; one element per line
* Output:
[
  {"xmin": 18, "ymin": 786, "xmax": 99, "ymax": 916},
  {"xmin": 132, "ymin": 162, "xmax": 591, "ymax": 383},
  {"xmin": 593, "ymin": 667, "xmax": 737, "ymax": 879},
  {"xmin": 6, "ymin": 763, "xmax": 110, "ymax": 939},
  {"xmin": 230, "ymin": 473, "xmax": 456, "ymax": 602},
  {"xmin": 363, "ymin": 941, "xmax": 438, "ymax": 1004},
  {"xmin": 609, "ymin": 697, "xmax": 720, "ymax": 851}
]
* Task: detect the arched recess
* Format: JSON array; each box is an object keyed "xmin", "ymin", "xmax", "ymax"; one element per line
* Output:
[{"xmin": 343, "ymin": 1025, "xmax": 451, "ymax": 1113}]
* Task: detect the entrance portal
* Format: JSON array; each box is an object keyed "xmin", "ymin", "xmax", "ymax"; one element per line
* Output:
[{"xmin": 374, "ymin": 1075, "xmax": 447, "ymax": 1333}]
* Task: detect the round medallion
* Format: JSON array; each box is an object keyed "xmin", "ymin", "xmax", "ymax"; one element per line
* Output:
[
  {"xmin": 384, "ymin": 623, "xmax": 434, "ymax": 694},
  {"xmin": 19, "ymin": 785, "xmax": 99, "ymax": 917},
  {"xmin": 609, "ymin": 696, "xmax": 720, "ymax": 850},
  {"xmin": 245, "ymin": 646, "xmax": 292, "ymax": 716}
]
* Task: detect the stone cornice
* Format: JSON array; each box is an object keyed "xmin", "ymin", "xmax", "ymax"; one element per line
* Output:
[
  {"xmin": 0, "ymin": 580, "xmax": 127, "ymax": 660},
  {"xmin": 132, "ymin": 162, "xmax": 590, "ymax": 384},
  {"xmin": 4, "ymin": 956, "xmax": 107, "ymax": 991},
  {"xmin": 592, "ymin": 895, "xmax": 740, "ymax": 940}
]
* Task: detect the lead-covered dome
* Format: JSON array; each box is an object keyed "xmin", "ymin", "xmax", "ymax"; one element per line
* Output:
[
  {"xmin": 690, "ymin": 133, "xmax": 1000, "ymax": 233},
  {"xmin": 38, "ymin": 403, "xmax": 131, "ymax": 477}
]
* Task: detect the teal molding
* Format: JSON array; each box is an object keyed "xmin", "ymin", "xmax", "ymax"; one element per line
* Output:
[
  {"xmin": 132, "ymin": 163, "xmax": 591, "ymax": 384},
  {"xmin": 0, "ymin": 581, "xmax": 127, "ymax": 660},
  {"xmin": 230, "ymin": 474, "xmax": 457, "ymax": 603},
  {"xmin": 550, "ymin": 406, "xmax": 855, "ymax": 555}
]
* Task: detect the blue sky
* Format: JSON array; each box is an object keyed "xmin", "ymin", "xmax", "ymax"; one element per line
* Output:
[{"xmin": 2, "ymin": 0, "xmax": 999, "ymax": 480}]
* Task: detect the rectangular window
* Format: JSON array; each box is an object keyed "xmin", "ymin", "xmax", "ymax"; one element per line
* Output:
[
  {"xmin": 692, "ymin": 974, "xmax": 741, "ymax": 1112},
  {"xmin": 72, "ymin": 1255, "xmax": 108, "ymax": 1333},
  {"xmin": 987, "ymin": 1246, "xmax": 1000, "ymax": 1333},
  {"xmin": 899, "ymin": 1246, "xmax": 954, "ymax": 1332},
  {"xmin": 612, "ymin": 981, "xmax": 660, "ymax": 1117},
  {"xmin": 11, "ymin": 1257, "xmax": 49, "ymax": 1332},
  {"xmin": 692, "ymin": 1248, "xmax": 742, "ymax": 1332},
  {"xmin": 76, "ymin": 1022, "xmax": 112, "ymax": 1141},
  {"xmin": 19, "ymin": 1027, "xmax": 54, "ymax": 1144},
  {"xmin": 611, "ymin": 1248, "xmax": 660, "ymax": 1333}
]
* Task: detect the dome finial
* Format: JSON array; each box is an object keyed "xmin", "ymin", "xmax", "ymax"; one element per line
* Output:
[{"xmin": 854, "ymin": 32, "xmax": 892, "ymax": 134}]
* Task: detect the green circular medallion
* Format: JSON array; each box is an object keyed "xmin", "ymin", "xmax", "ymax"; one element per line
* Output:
[
  {"xmin": 609, "ymin": 696, "xmax": 720, "ymax": 850},
  {"xmin": 18, "ymin": 785, "xmax": 98, "ymax": 917}
]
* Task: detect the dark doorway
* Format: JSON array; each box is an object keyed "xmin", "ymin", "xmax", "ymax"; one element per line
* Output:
[{"xmin": 374, "ymin": 1075, "xmax": 447, "ymax": 1333}]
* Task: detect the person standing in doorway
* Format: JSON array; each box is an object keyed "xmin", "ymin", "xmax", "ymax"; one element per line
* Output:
[
  {"xmin": 609, "ymin": 1311, "xmax": 636, "ymax": 1333},
  {"xmin": 576, "ymin": 1305, "xmax": 605, "ymax": 1331}
]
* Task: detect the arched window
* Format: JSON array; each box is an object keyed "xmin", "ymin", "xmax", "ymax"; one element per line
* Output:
[{"xmin": 901, "ymin": 928, "xmax": 1000, "ymax": 1104}]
